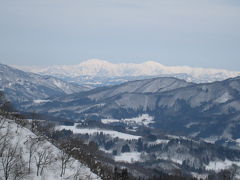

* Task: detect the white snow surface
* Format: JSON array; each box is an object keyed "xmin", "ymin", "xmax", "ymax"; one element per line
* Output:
[
  {"xmin": 214, "ymin": 92, "xmax": 232, "ymax": 103},
  {"xmin": 236, "ymin": 139, "xmax": 240, "ymax": 147},
  {"xmin": 148, "ymin": 139, "xmax": 170, "ymax": 146},
  {"xmin": 13, "ymin": 59, "xmax": 240, "ymax": 83},
  {"xmin": 206, "ymin": 159, "xmax": 240, "ymax": 172},
  {"xmin": 203, "ymin": 136, "xmax": 220, "ymax": 144},
  {"xmin": 0, "ymin": 118, "xmax": 101, "ymax": 180},
  {"xmin": 114, "ymin": 152, "xmax": 142, "ymax": 163},
  {"xmin": 57, "ymin": 124, "xmax": 141, "ymax": 140},
  {"xmin": 101, "ymin": 119, "xmax": 120, "ymax": 124},
  {"xmin": 33, "ymin": 99, "xmax": 50, "ymax": 104},
  {"xmin": 101, "ymin": 114, "xmax": 154, "ymax": 126}
]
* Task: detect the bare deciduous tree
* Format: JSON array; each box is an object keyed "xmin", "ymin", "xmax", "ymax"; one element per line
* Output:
[
  {"xmin": 34, "ymin": 145, "xmax": 55, "ymax": 176},
  {"xmin": 58, "ymin": 145, "xmax": 73, "ymax": 177},
  {"xmin": 12, "ymin": 150, "xmax": 27, "ymax": 180},
  {"xmin": 0, "ymin": 116, "xmax": 7, "ymax": 130},
  {"xmin": 1, "ymin": 142, "xmax": 26, "ymax": 180},
  {"xmin": 0, "ymin": 122, "xmax": 11, "ymax": 157},
  {"xmin": 73, "ymin": 166, "xmax": 83, "ymax": 180},
  {"xmin": 24, "ymin": 136, "xmax": 42, "ymax": 173}
]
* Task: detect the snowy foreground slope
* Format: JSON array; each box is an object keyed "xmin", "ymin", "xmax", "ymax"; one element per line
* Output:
[{"xmin": 0, "ymin": 118, "xmax": 101, "ymax": 180}]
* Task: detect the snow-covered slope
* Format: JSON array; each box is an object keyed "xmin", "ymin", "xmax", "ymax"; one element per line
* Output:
[
  {"xmin": 22, "ymin": 76, "xmax": 191, "ymax": 118},
  {"xmin": 0, "ymin": 63, "xmax": 89, "ymax": 103},
  {"xmin": 0, "ymin": 117, "xmax": 100, "ymax": 180},
  {"xmin": 87, "ymin": 77, "xmax": 192, "ymax": 101},
  {"xmin": 13, "ymin": 59, "xmax": 240, "ymax": 83}
]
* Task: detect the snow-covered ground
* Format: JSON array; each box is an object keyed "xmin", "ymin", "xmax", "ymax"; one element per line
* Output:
[
  {"xmin": 101, "ymin": 114, "xmax": 154, "ymax": 127},
  {"xmin": 202, "ymin": 136, "xmax": 221, "ymax": 144},
  {"xmin": 114, "ymin": 152, "xmax": 142, "ymax": 163},
  {"xmin": 33, "ymin": 99, "xmax": 50, "ymax": 104},
  {"xmin": 236, "ymin": 138, "xmax": 240, "ymax": 147},
  {"xmin": 101, "ymin": 119, "xmax": 120, "ymax": 124},
  {"xmin": 57, "ymin": 124, "xmax": 141, "ymax": 140},
  {"xmin": 0, "ymin": 118, "xmax": 101, "ymax": 180},
  {"xmin": 206, "ymin": 159, "xmax": 240, "ymax": 172},
  {"xmin": 148, "ymin": 139, "xmax": 170, "ymax": 146}
]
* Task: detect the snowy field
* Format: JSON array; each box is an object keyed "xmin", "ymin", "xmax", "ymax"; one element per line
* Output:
[
  {"xmin": 33, "ymin": 99, "xmax": 50, "ymax": 104},
  {"xmin": 206, "ymin": 159, "xmax": 240, "ymax": 172},
  {"xmin": 101, "ymin": 114, "xmax": 154, "ymax": 126},
  {"xmin": 148, "ymin": 139, "xmax": 170, "ymax": 146},
  {"xmin": 0, "ymin": 117, "xmax": 101, "ymax": 180},
  {"xmin": 57, "ymin": 124, "xmax": 141, "ymax": 140},
  {"xmin": 236, "ymin": 138, "xmax": 240, "ymax": 147},
  {"xmin": 114, "ymin": 152, "xmax": 142, "ymax": 163}
]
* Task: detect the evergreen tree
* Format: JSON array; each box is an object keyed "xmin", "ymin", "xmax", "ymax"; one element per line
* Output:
[{"xmin": 121, "ymin": 144, "xmax": 130, "ymax": 153}]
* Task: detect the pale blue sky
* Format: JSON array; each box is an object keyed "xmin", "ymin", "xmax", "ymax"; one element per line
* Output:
[{"xmin": 0, "ymin": 0, "xmax": 240, "ymax": 70}]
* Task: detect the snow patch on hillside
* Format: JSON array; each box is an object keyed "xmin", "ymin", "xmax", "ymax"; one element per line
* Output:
[
  {"xmin": 214, "ymin": 92, "xmax": 232, "ymax": 103},
  {"xmin": 57, "ymin": 124, "xmax": 141, "ymax": 140},
  {"xmin": 148, "ymin": 139, "xmax": 170, "ymax": 146},
  {"xmin": 206, "ymin": 159, "xmax": 240, "ymax": 172},
  {"xmin": 236, "ymin": 139, "xmax": 240, "ymax": 147},
  {"xmin": 33, "ymin": 99, "xmax": 50, "ymax": 104},
  {"xmin": 101, "ymin": 119, "xmax": 120, "ymax": 124},
  {"xmin": 101, "ymin": 114, "xmax": 154, "ymax": 126},
  {"xmin": 114, "ymin": 152, "xmax": 142, "ymax": 163}
]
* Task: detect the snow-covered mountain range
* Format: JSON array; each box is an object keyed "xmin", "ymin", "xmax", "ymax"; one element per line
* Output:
[
  {"xmin": 13, "ymin": 59, "xmax": 240, "ymax": 84},
  {"xmin": 2, "ymin": 61, "xmax": 240, "ymax": 178}
]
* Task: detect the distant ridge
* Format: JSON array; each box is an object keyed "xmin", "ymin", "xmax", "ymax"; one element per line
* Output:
[
  {"xmin": 0, "ymin": 63, "xmax": 89, "ymax": 103},
  {"xmin": 12, "ymin": 59, "xmax": 240, "ymax": 83}
]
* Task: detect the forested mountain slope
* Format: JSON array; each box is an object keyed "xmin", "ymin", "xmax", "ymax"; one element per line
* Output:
[
  {"xmin": 0, "ymin": 63, "xmax": 90, "ymax": 104},
  {"xmin": 25, "ymin": 76, "xmax": 240, "ymax": 144}
]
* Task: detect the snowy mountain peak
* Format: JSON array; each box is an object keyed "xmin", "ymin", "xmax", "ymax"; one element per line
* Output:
[
  {"xmin": 12, "ymin": 59, "xmax": 240, "ymax": 83},
  {"xmin": 142, "ymin": 60, "xmax": 164, "ymax": 66},
  {"xmin": 79, "ymin": 59, "xmax": 111, "ymax": 66}
]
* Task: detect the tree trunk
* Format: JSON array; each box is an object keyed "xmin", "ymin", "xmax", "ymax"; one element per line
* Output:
[{"xmin": 36, "ymin": 164, "xmax": 40, "ymax": 176}]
